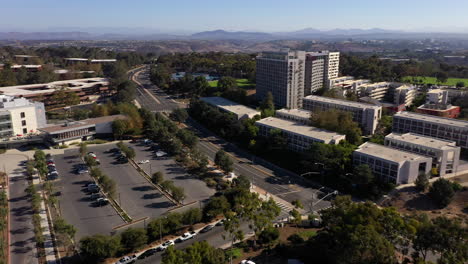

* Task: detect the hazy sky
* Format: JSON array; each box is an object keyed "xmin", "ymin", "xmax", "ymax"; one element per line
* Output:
[{"xmin": 2, "ymin": 0, "xmax": 468, "ymax": 33}]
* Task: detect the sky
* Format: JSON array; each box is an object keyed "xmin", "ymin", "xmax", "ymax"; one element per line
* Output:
[{"xmin": 2, "ymin": 0, "xmax": 468, "ymax": 33}]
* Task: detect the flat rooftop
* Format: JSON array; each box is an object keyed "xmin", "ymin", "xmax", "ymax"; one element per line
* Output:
[
  {"xmin": 386, "ymin": 133, "xmax": 458, "ymax": 150},
  {"xmin": 40, "ymin": 115, "xmax": 126, "ymax": 134},
  {"xmin": 355, "ymin": 142, "xmax": 430, "ymax": 163},
  {"xmin": 0, "ymin": 78, "xmax": 109, "ymax": 97},
  {"xmin": 395, "ymin": 111, "xmax": 468, "ymax": 128},
  {"xmin": 200, "ymin": 97, "xmax": 260, "ymax": 118},
  {"xmin": 255, "ymin": 117, "xmax": 345, "ymax": 143},
  {"xmin": 303, "ymin": 95, "xmax": 381, "ymax": 110},
  {"xmin": 276, "ymin": 108, "xmax": 312, "ymax": 119}
]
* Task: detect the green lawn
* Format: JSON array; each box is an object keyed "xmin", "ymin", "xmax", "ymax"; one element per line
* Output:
[
  {"xmin": 402, "ymin": 76, "xmax": 468, "ymax": 86},
  {"xmin": 298, "ymin": 230, "xmax": 317, "ymax": 240},
  {"xmin": 208, "ymin": 78, "xmax": 255, "ymax": 89}
]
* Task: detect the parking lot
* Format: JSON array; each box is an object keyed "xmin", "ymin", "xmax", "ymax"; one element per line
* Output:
[
  {"xmin": 88, "ymin": 144, "xmax": 176, "ymax": 221},
  {"xmin": 53, "ymin": 150, "xmax": 125, "ymax": 240},
  {"xmin": 129, "ymin": 141, "xmax": 215, "ymax": 204}
]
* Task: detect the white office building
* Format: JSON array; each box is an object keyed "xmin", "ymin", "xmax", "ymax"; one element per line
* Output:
[
  {"xmin": 0, "ymin": 95, "xmax": 46, "ymax": 138},
  {"xmin": 200, "ymin": 97, "xmax": 261, "ymax": 120},
  {"xmin": 353, "ymin": 142, "xmax": 432, "ymax": 184},
  {"xmin": 302, "ymin": 95, "xmax": 382, "ymax": 135},
  {"xmin": 255, "ymin": 117, "xmax": 345, "ymax": 152},
  {"xmin": 385, "ymin": 133, "xmax": 460, "ymax": 176},
  {"xmin": 393, "ymin": 111, "xmax": 468, "ymax": 150},
  {"xmin": 275, "ymin": 108, "xmax": 312, "ymax": 124}
]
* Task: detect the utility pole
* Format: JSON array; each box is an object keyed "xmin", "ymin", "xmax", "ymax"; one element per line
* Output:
[{"xmin": 159, "ymin": 218, "xmax": 162, "ymax": 244}]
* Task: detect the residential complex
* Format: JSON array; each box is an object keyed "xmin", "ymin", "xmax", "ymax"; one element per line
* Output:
[
  {"xmin": 65, "ymin": 58, "xmax": 117, "ymax": 64},
  {"xmin": 358, "ymin": 82, "xmax": 416, "ymax": 107},
  {"xmin": 427, "ymin": 89, "xmax": 449, "ymax": 104},
  {"xmin": 40, "ymin": 115, "xmax": 126, "ymax": 145},
  {"xmin": 327, "ymin": 76, "xmax": 370, "ymax": 90},
  {"xmin": 275, "ymin": 108, "xmax": 312, "ymax": 124},
  {"xmin": 200, "ymin": 97, "xmax": 260, "ymax": 120},
  {"xmin": 385, "ymin": 133, "xmax": 460, "ymax": 176},
  {"xmin": 353, "ymin": 142, "xmax": 432, "ymax": 184},
  {"xmin": 0, "ymin": 78, "xmax": 112, "ymax": 108},
  {"xmin": 302, "ymin": 95, "xmax": 382, "ymax": 135},
  {"xmin": 256, "ymin": 50, "xmax": 340, "ymax": 108},
  {"xmin": 255, "ymin": 117, "xmax": 345, "ymax": 151},
  {"xmin": 416, "ymin": 103, "xmax": 461, "ymax": 118},
  {"xmin": 0, "ymin": 95, "xmax": 46, "ymax": 138},
  {"xmin": 392, "ymin": 111, "xmax": 468, "ymax": 150}
]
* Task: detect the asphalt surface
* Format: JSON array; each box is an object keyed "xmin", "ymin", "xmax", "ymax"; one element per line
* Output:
[
  {"xmin": 132, "ymin": 65, "xmax": 332, "ymax": 213},
  {"xmin": 88, "ymin": 144, "xmax": 176, "ymax": 220},
  {"xmin": 136, "ymin": 222, "xmax": 251, "ymax": 264},
  {"xmin": 130, "ymin": 141, "xmax": 215, "ymax": 204},
  {"xmin": 53, "ymin": 149, "xmax": 124, "ymax": 240},
  {"xmin": 5, "ymin": 156, "xmax": 38, "ymax": 264}
]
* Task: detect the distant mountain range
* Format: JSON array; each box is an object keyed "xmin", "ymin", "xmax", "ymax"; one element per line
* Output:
[{"xmin": 1, "ymin": 28, "xmax": 468, "ymax": 41}]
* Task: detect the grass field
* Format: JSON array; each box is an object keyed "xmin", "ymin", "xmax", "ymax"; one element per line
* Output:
[
  {"xmin": 402, "ymin": 76, "xmax": 468, "ymax": 86},
  {"xmin": 208, "ymin": 78, "xmax": 255, "ymax": 89}
]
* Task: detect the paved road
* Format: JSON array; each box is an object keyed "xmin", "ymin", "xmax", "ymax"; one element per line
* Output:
[
  {"xmin": 88, "ymin": 144, "xmax": 176, "ymax": 220},
  {"xmin": 136, "ymin": 222, "xmax": 251, "ymax": 264},
  {"xmin": 3, "ymin": 154, "xmax": 38, "ymax": 264},
  {"xmin": 132, "ymin": 65, "xmax": 332, "ymax": 213},
  {"xmin": 130, "ymin": 141, "xmax": 215, "ymax": 204},
  {"xmin": 53, "ymin": 150, "xmax": 124, "ymax": 240}
]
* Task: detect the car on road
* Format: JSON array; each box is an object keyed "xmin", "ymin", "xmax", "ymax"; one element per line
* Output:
[
  {"xmin": 157, "ymin": 240, "xmax": 174, "ymax": 251},
  {"xmin": 114, "ymin": 254, "xmax": 137, "ymax": 264},
  {"xmin": 175, "ymin": 232, "xmax": 194, "ymax": 243},
  {"xmin": 241, "ymin": 260, "xmax": 256, "ymax": 264},
  {"xmin": 216, "ymin": 220, "xmax": 225, "ymax": 226},
  {"xmin": 95, "ymin": 198, "xmax": 109, "ymax": 206},
  {"xmin": 200, "ymin": 225, "xmax": 214, "ymax": 233},
  {"xmin": 138, "ymin": 160, "xmax": 149, "ymax": 164},
  {"xmin": 137, "ymin": 248, "xmax": 157, "ymax": 259}
]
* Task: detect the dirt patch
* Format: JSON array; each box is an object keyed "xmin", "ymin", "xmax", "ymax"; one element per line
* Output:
[{"xmin": 383, "ymin": 185, "xmax": 468, "ymax": 220}]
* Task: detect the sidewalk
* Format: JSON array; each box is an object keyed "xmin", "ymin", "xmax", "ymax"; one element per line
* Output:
[
  {"xmin": 395, "ymin": 168, "xmax": 468, "ymax": 190},
  {"xmin": 251, "ymin": 185, "xmax": 307, "ymax": 220}
]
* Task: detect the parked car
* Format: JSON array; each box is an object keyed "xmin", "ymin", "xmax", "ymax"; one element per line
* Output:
[
  {"xmin": 241, "ymin": 260, "xmax": 256, "ymax": 264},
  {"xmin": 90, "ymin": 193, "xmax": 103, "ymax": 200},
  {"xmin": 155, "ymin": 151, "xmax": 167, "ymax": 157},
  {"xmin": 137, "ymin": 248, "xmax": 157, "ymax": 259},
  {"xmin": 77, "ymin": 168, "xmax": 89, "ymax": 174},
  {"xmin": 200, "ymin": 225, "xmax": 214, "ymax": 233},
  {"xmin": 114, "ymin": 254, "xmax": 137, "ymax": 264},
  {"xmin": 87, "ymin": 184, "xmax": 100, "ymax": 192},
  {"xmin": 95, "ymin": 198, "xmax": 109, "ymax": 206},
  {"xmin": 106, "ymin": 148, "xmax": 120, "ymax": 153},
  {"xmin": 47, "ymin": 171, "xmax": 58, "ymax": 180},
  {"xmin": 47, "ymin": 161, "xmax": 55, "ymax": 166},
  {"xmin": 216, "ymin": 220, "xmax": 225, "ymax": 226},
  {"xmin": 157, "ymin": 240, "xmax": 174, "ymax": 251},
  {"xmin": 176, "ymin": 232, "xmax": 194, "ymax": 243},
  {"xmin": 138, "ymin": 160, "xmax": 149, "ymax": 164}
]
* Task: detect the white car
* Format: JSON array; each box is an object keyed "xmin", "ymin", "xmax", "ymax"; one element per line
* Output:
[
  {"xmin": 158, "ymin": 240, "xmax": 174, "ymax": 251},
  {"xmin": 176, "ymin": 232, "xmax": 194, "ymax": 242},
  {"xmin": 241, "ymin": 260, "xmax": 256, "ymax": 264},
  {"xmin": 114, "ymin": 254, "xmax": 136, "ymax": 264},
  {"xmin": 155, "ymin": 151, "xmax": 167, "ymax": 157},
  {"xmin": 138, "ymin": 160, "xmax": 150, "ymax": 164}
]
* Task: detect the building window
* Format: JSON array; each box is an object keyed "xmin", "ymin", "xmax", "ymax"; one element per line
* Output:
[
  {"xmin": 22, "ymin": 120, "xmax": 27, "ymax": 126},
  {"xmin": 22, "ymin": 128, "xmax": 27, "ymax": 134},
  {"xmin": 20, "ymin": 112, "xmax": 25, "ymax": 118}
]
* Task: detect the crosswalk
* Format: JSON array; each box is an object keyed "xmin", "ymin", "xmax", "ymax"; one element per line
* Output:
[{"xmin": 275, "ymin": 201, "xmax": 294, "ymax": 221}]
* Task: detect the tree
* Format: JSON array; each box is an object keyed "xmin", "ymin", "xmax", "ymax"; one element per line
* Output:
[
  {"xmin": 79, "ymin": 143, "xmax": 88, "ymax": 158},
  {"xmin": 456, "ymin": 81, "xmax": 465, "ymax": 88},
  {"xmin": 310, "ymin": 109, "xmax": 362, "ymax": 145},
  {"xmin": 435, "ymin": 72, "xmax": 449, "ymax": 84},
  {"xmin": 84, "ymin": 155, "xmax": 97, "ymax": 167},
  {"xmin": 114, "ymin": 80, "xmax": 136, "ymax": 103},
  {"xmin": 170, "ymin": 108, "xmax": 188, "ymax": 124},
  {"xmin": 214, "ymin": 150, "xmax": 233, "ymax": 172},
  {"xmin": 171, "ymin": 186, "xmax": 186, "ymax": 203},
  {"xmin": 292, "ymin": 199, "xmax": 304, "ymax": 209},
  {"xmin": 289, "ymin": 209, "xmax": 302, "ymax": 227},
  {"xmin": 181, "ymin": 208, "xmax": 202, "ymax": 226},
  {"xmin": 162, "ymin": 241, "xmax": 225, "ymax": 264},
  {"xmin": 176, "ymin": 129, "xmax": 198, "ymax": 149},
  {"xmin": 112, "ymin": 119, "xmax": 128, "ymax": 139},
  {"xmin": 120, "ymin": 228, "xmax": 147, "ymax": 252},
  {"xmin": 217, "ymin": 76, "xmax": 237, "ymax": 92},
  {"xmin": 260, "ymin": 92, "xmax": 275, "ymax": 118},
  {"xmin": 203, "ymin": 196, "xmax": 230, "ymax": 221},
  {"xmin": 152, "ymin": 171, "xmax": 164, "ymax": 184},
  {"xmin": 258, "ymin": 227, "xmax": 279, "ymax": 247},
  {"xmin": 415, "ymin": 173, "xmax": 430, "ymax": 192},
  {"xmin": 53, "ymin": 217, "xmax": 76, "ymax": 240},
  {"xmin": 232, "ymin": 175, "xmax": 251, "ymax": 190},
  {"xmin": 429, "ymin": 178, "xmax": 455, "ymax": 208},
  {"xmin": 79, "ymin": 234, "xmax": 121, "ymax": 262}
]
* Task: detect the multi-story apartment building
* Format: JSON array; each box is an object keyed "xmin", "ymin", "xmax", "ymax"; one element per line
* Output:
[
  {"xmin": 358, "ymin": 82, "xmax": 391, "ymax": 101},
  {"xmin": 392, "ymin": 111, "xmax": 468, "ymax": 150},
  {"xmin": 0, "ymin": 95, "xmax": 46, "ymax": 138},
  {"xmin": 327, "ymin": 76, "xmax": 370, "ymax": 90},
  {"xmin": 275, "ymin": 108, "xmax": 312, "ymax": 124},
  {"xmin": 416, "ymin": 103, "xmax": 461, "ymax": 118},
  {"xmin": 426, "ymin": 89, "xmax": 449, "ymax": 104},
  {"xmin": 255, "ymin": 117, "xmax": 345, "ymax": 152},
  {"xmin": 304, "ymin": 51, "xmax": 340, "ymax": 95},
  {"xmin": 256, "ymin": 50, "xmax": 340, "ymax": 108},
  {"xmin": 385, "ymin": 133, "xmax": 460, "ymax": 176},
  {"xmin": 353, "ymin": 142, "xmax": 432, "ymax": 184},
  {"xmin": 256, "ymin": 50, "xmax": 306, "ymax": 109},
  {"xmin": 0, "ymin": 78, "xmax": 112, "ymax": 109},
  {"xmin": 302, "ymin": 95, "xmax": 382, "ymax": 135},
  {"xmin": 200, "ymin": 97, "xmax": 260, "ymax": 120},
  {"xmin": 358, "ymin": 82, "xmax": 416, "ymax": 107},
  {"xmin": 394, "ymin": 85, "xmax": 417, "ymax": 106}
]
